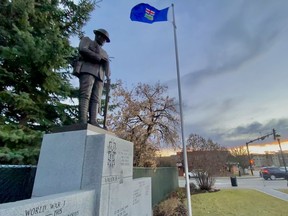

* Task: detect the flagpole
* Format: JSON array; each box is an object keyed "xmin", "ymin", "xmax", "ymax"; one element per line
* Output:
[{"xmin": 171, "ymin": 4, "xmax": 192, "ymax": 216}]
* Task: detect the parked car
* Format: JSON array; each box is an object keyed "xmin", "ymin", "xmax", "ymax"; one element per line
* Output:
[
  {"xmin": 259, "ymin": 167, "xmax": 267, "ymax": 178},
  {"xmin": 260, "ymin": 167, "xmax": 288, "ymax": 180},
  {"xmin": 183, "ymin": 169, "xmax": 208, "ymax": 178},
  {"xmin": 183, "ymin": 171, "xmax": 198, "ymax": 178},
  {"xmin": 183, "ymin": 171, "xmax": 192, "ymax": 178}
]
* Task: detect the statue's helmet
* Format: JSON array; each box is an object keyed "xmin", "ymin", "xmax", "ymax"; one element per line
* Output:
[{"xmin": 93, "ymin": 29, "xmax": 110, "ymax": 43}]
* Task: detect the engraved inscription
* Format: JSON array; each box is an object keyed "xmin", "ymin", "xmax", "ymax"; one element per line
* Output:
[
  {"xmin": 103, "ymin": 171, "xmax": 124, "ymax": 185},
  {"xmin": 114, "ymin": 205, "xmax": 129, "ymax": 216},
  {"xmin": 50, "ymin": 201, "xmax": 65, "ymax": 210},
  {"xmin": 67, "ymin": 211, "xmax": 79, "ymax": 216},
  {"xmin": 25, "ymin": 205, "xmax": 47, "ymax": 215},
  {"xmin": 104, "ymin": 175, "xmax": 120, "ymax": 184},
  {"xmin": 23, "ymin": 200, "xmax": 80, "ymax": 216},
  {"xmin": 53, "ymin": 208, "xmax": 62, "ymax": 215},
  {"xmin": 133, "ymin": 188, "xmax": 141, "ymax": 205},
  {"xmin": 119, "ymin": 170, "xmax": 124, "ymax": 184},
  {"xmin": 107, "ymin": 139, "xmax": 117, "ymax": 168},
  {"xmin": 119, "ymin": 149, "xmax": 130, "ymax": 166}
]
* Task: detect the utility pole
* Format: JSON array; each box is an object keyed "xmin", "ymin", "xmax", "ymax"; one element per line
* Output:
[
  {"xmin": 272, "ymin": 129, "xmax": 287, "ymax": 171},
  {"xmin": 272, "ymin": 128, "xmax": 277, "ymax": 140},
  {"xmin": 273, "ymin": 129, "xmax": 288, "ymax": 185},
  {"xmin": 276, "ymin": 138, "xmax": 288, "ymax": 172},
  {"xmin": 245, "ymin": 130, "xmax": 275, "ymax": 176},
  {"xmin": 245, "ymin": 142, "xmax": 253, "ymax": 175}
]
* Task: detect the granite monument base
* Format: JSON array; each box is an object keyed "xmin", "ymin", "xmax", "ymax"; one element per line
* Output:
[
  {"xmin": 0, "ymin": 124, "xmax": 152, "ymax": 216},
  {"xmin": 0, "ymin": 190, "xmax": 95, "ymax": 216}
]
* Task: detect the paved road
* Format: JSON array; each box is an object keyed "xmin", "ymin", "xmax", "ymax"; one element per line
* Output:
[{"xmin": 179, "ymin": 175, "xmax": 288, "ymax": 201}]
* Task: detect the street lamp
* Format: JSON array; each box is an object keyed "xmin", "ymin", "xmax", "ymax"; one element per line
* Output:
[
  {"xmin": 274, "ymin": 134, "xmax": 288, "ymax": 186},
  {"xmin": 275, "ymin": 134, "xmax": 288, "ymax": 172}
]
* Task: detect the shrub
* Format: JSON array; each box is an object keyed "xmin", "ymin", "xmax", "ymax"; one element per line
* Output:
[
  {"xmin": 174, "ymin": 203, "xmax": 188, "ymax": 216},
  {"xmin": 195, "ymin": 171, "xmax": 216, "ymax": 191},
  {"xmin": 186, "ymin": 182, "xmax": 197, "ymax": 193},
  {"xmin": 153, "ymin": 197, "xmax": 188, "ymax": 216},
  {"xmin": 153, "ymin": 185, "xmax": 221, "ymax": 215}
]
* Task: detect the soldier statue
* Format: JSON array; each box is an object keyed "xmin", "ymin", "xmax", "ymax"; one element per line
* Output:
[{"xmin": 77, "ymin": 29, "xmax": 111, "ymax": 127}]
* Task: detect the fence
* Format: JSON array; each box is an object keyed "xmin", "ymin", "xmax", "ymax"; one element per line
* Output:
[{"xmin": 0, "ymin": 165, "xmax": 36, "ymax": 204}]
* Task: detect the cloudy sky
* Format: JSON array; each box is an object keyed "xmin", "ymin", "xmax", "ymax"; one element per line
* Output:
[{"xmin": 71, "ymin": 0, "xmax": 288, "ymax": 148}]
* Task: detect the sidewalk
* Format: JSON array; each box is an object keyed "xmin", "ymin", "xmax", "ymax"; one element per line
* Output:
[{"xmin": 256, "ymin": 188, "xmax": 288, "ymax": 201}]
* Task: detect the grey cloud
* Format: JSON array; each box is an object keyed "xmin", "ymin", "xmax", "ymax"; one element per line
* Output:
[
  {"xmin": 222, "ymin": 118, "xmax": 288, "ymax": 146},
  {"xmin": 184, "ymin": 118, "xmax": 288, "ymax": 148},
  {"xmin": 168, "ymin": 1, "xmax": 288, "ymax": 147},
  {"xmin": 229, "ymin": 119, "xmax": 288, "ymax": 136},
  {"xmin": 229, "ymin": 122, "xmax": 264, "ymax": 135},
  {"xmin": 167, "ymin": 1, "xmax": 288, "ymax": 90},
  {"xmin": 184, "ymin": 97, "xmax": 241, "ymax": 123}
]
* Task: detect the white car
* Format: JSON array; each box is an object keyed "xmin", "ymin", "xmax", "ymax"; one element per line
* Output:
[{"xmin": 183, "ymin": 171, "xmax": 196, "ymax": 178}]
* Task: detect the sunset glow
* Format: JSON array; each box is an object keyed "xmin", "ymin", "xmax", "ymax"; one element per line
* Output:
[
  {"xmin": 158, "ymin": 140, "xmax": 288, "ymax": 156},
  {"xmin": 245, "ymin": 140, "xmax": 288, "ymax": 154}
]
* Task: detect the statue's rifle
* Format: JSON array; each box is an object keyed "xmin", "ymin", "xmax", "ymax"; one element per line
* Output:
[{"xmin": 103, "ymin": 78, "xmax": 111, "ymax": 129}]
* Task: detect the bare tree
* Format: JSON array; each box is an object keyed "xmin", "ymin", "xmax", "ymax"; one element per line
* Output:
[
  {"xmin": 108, "ymin": 81, "xmax": 180, "ymax": 167},
  {"xmin": 184, "ymin": 134, "xmax": 229, "ymax": 190},
  {"xmin": 229, "ymin": 146, "xmax": 249, "ymax": 171},
  {"xmin": 187, "ymin": 134, "xmax": 226, "ymax": 151}
]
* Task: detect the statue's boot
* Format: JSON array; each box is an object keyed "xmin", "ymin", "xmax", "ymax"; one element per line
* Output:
[
  {"xmin": 89, "ymin": 102, "xmax": 100, "ymax": 127},
  {"xmin": 79, "ymin": 97, "xmax": 89, "ymax": 124}
]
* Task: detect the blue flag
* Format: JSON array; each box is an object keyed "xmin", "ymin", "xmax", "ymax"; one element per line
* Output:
[{"xmin": 130, "ymin": 3, "xmax": 169, "ymax": 24}]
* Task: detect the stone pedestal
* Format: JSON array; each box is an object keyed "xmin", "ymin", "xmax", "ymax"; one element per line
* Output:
[
  {"xmin": 132, "ymin": 178, "xmax": 152, "ymax": 215},
  {"xmin": 32, "ymin": 124, "xmax": 137, "ymax": 216},
  {"xmin": 0, "ymin": 124, "xmax": 152, "ymax": 216},
  {"xmin": 0, "ymin": 190, "xmax": 96, "ymax": 216}
]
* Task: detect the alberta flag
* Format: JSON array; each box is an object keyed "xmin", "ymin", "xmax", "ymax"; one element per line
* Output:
[{"xmin": 130, "ymin": 3, "xmax": 169, "ymax": 24}]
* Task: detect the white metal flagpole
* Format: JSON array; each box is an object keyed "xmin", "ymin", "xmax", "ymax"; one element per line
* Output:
[{"xmin": 171, "ymin": 3, "xmax": 192, "ymax": 216}]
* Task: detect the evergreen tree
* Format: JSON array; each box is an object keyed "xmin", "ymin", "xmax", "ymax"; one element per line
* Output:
[{"xmin": 0, "ymin": 0, "xmax": 95, "ymax": 164}]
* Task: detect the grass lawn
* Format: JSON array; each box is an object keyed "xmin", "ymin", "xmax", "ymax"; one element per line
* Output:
[
  {"xmin": 190, "ymin": 189, "xmax": 288, "ymax": 216},
  {"xmin": 278, "ymin": 189, "xmax": 288, "ymax": 194}
]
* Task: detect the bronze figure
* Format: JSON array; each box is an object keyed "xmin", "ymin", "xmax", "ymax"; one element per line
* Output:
[{"xmin": 77, "ymin": 29, "xmax": 111, "ymax": 127}]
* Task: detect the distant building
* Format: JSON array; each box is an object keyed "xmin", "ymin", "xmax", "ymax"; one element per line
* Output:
[
  {"xmin": 252, "ymin": 150, "xmax": 288, "ymax": 167},
  {"xmin": 232, "ymin": 139, "xmax": 288, "ymax": 168},
  {"xmin": 176, "ymin": 150, "xmax": 230, "ymax": 176}
]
